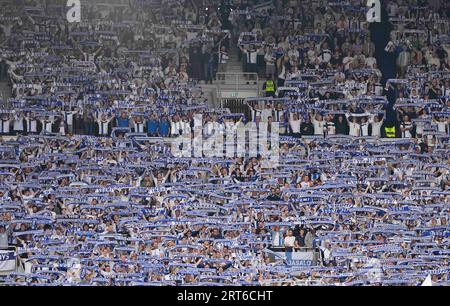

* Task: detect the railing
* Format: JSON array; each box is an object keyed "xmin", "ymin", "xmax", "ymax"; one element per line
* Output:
[
  {"xmin": 264, "ymin": 246, "xmax": 322, "ymax": 266},
  {"xmin": 220, "ymin": 98, "xmax": 252, "ymax": 121}
]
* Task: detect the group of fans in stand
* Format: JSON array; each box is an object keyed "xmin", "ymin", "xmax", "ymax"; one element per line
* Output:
[{"xmin": 0, "ymin": 0, "xmax": 448, "ymax": 286}]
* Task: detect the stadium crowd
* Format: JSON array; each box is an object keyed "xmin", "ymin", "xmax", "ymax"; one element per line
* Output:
[{"xmin": 0, "ymin": 0, "xmax": 449, "ymax": 286}]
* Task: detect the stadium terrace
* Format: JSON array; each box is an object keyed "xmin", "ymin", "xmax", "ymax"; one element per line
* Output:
[{"xmin": 0, "ymin": 0, "xmax": 448, "ymax": 287}]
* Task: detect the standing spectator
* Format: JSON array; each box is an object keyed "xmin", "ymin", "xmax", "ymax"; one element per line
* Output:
[
  {"xmin": 264, "ymin": 46, "xmax": 276, "ymax": 80},
  {"xmin": 203, "ymin": 47, "xmax": 214, "ymax": 84},
  {"xmin": 400, "ymin": 115, "xmax": 414, "ymax": 138},
  {"xmin": 147, "ymin": 113, "xmax": 160, "ymax": 137},
  {"xmin": 262, "ymin": 78, "xmax": 276, "ymax": 97},
  {"xmin": 284, "ymin": 229, "xmax": 296, "ymax": 264},
  {"xmin": 217, "ymin": 45, "xmax": 229, "ymax": 80},
  {"xmin": 116, "ymin": 112, "xmax": 130, "ymax": 128},
  {"xmin": 305, "ymin": 228, "xmax": 316, "ymax": 248},
  {"xmin": 95, "ymin": 113, "xmax": 114, "ymax": 137},
  {"xmin": 334, "ymin": 115, "xmax": 349, "ymax": 135},
  {"xmin": 300, "ymin": 116, "xmax": 314, "ymax": 136},
  {"xmin": 369, "ymin": 114, "xmax": 384, "ymax": 137},
  {"xmin": 159, "ymin": 115, "xmax": 171, "ymax": 137},
  {"xmin": 312, "ymin": 113, "xmax": 325, "ymax": 136},
  {"xmin": 289, "ymin": 113, "xmax": 301, "ymax": 138}
]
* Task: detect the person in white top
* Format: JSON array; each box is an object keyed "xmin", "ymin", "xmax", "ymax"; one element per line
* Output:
[
  {"xmin": 12, "ymin": 112, "xmax": 25, "ymax": 135},
  {"xmin": 369, "ymin": 114, "xmax": 383, "ymax": 137},
  {"xmin": 347, "ymin": 114, "xmax": 361, "ymax": 137},
  {"xmin": 400, "ymin": 115, "xmax": 414, "ymax": 138},
  {"xmin": 57, "ymin": 119, "xmax": 67, "ymax": 136},
  {"xmin": 360, "ymin": 117, "xmax": 370, "ymax": 136},
  {"xmin": 132, "ymin": 116, "xmax": 146, "ymax": 134},
  {"xmin": 264, "ymin": 46, "xmax": 276, "ymax": 79},
  {"xmin": 40, "ymin": 116, "xmax": 55, "ymax": 134},
  {"xmin": 324, "ymin": 115, "xmax": 336, "ymax": 136},
  {"xmin": 95, "ymin": 113, "xmax": 114, "ymax": 136},
  {"xmin": 284, "ymin": 229, "xmax": 296, "ymax": 263},
  {"xmin": 312, "ymin": 113, "xmax": 325, "ymax": 136},
  {"xmin": 181, "ymin": 118, "xmax": 191, "ymax": 135},
  {"xmin": 433, "ymin": 116, "xmax": 449, "ymax": 134},
  {"xmin": 217, "ymin": 45, "xmax": 229, "ymax": 80},
  {"xmin": 289, "ymin": 113, "xmax": 301, "ymax": 137},
  {"xmin": 365, "ymin": 51, "xmax": 377, "ymax": 68},
  {"xmin": 277, "ymin": 55, "xmax": 288, "ymax": 87},
  {"xmin": 203, "ymin": 116, "xmax": 216, "ymax": 137},
  {"xmin": 25, "ymin": 113, "xmax": 38, "ymax": 135},
  {"xmin": 63, "ymin": 108, "xmax": 79, "ymax": 135},
  {"xmin": 170, "ymin": 116, "xmax": 183, "ymax": 137},
  {"xmin": 247, "ymin": 102, "xmax": 262, "ymax": 122},
  {"xmin": 320, "ymin": 242, "xmax": 333, "ymax": 265},
  {"xmin": 342, "ymin": 50, "xmax": 354, "ymax": 70},
  {"xmin": 261, "ymin": 103, "xmax": 273, "ymax": 122},
  {"xmin": 0, "ymin": 114, "xmax": 12, "ymax": 135}
]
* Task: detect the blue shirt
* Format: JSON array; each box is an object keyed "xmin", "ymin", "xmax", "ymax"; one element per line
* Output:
[
  {"xmin": 117, "ymin": 118, "xmax": 130, "ymax": 128},
  {"xmin": 159, "ymin": 120, "xmax": 170, "ymax": 137},
  {"xmin": 147, "ymin": 120, "xmax": 159, "ymax": 134}
]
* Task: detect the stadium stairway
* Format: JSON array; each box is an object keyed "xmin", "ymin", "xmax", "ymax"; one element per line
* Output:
[
  {"xmin": 225, "ymin": 44, "xmax": 244, "ymax": 74},
  {"xmin": 202, "ymin": 42, "xmax": 260, "ymax": 112},
  {"xmin": 369, "ymin": 0, "xmax": 397, "ymax": 123}
]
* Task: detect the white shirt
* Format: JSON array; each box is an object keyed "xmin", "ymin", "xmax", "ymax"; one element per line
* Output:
[
  {"xmin": 219, "ymin": 51, "xmax": 229, "ymax": 64},
  {"xmin": 182, "ymin": 121, "xmax": 191, "ymax": 135},
  {"xmin": 370, "ymin": 120, "xmax": 383, "ymax": 137},
  {"xmin": 343, "ymin": 56, "xmax": 354, "ymax": 70},
  {"xmin": 284, "ymin": 236, "xmax": 296, "ymax": 247},
  {"xmin": 13, "ymin": 116, "xmax": 24, "ymax": 131},
  {"xmin": 64, "ymin": 111, "xmax": 76, "ymax": 126},
  {"xmin": 171, "ymin": 121, "xmax": 182, "ymax": 136},
  {"xmin": 59, "ymin": 123, "xmax": 66, "ymax": 136},
  {"xmin": 401, "ymin": 121, "xmax": 413, "ymax": 138},
  {"xmin": 289, "ymin": 118, "xmax": 301, "ymax": 133},
  {"xmin": 97, "ymin": 119, "xmax": 111, "ymax": 135},
  {"xmin": 312, "ymin": 118, "xmax": 324, "ymax": 135},
  {"xmin": 204, "ymin": 121, "xmax": 215, "ymax": 136},
  {"xmin": 319, "ymin": 49, "xmax": 332, "ymax": 63},
  {"xmin": 261, "ymin": 108, "xmax": 273, "ymax": 122},
  {"xmin": 25, "ymin": 118, "xmax": 37, "ymax": 133},
  {"xmin": 435, "ymin": 120, "xmax": 447, "ymax": 133},
  {"xmin": 246, "ymin": 49, "xmax": 257, "ymax": 64},
  {"xmin": 360, "ymin": 122, "xmax": 369, "ymax": 136},
  {"xmin": 272, "ymin": 232, "xmax": 283, "ymax": 247},
  {"xmin": 42, "ymin": 120, "xmax": 54, "ymax": 133},
  {"xmin": 134, "ymin": 121, "xmax": 145, "ymax": 133},
  {"xmin": 365, "ymin": 57, "xmax": 377, "ymax": 68},
  {"xmin": 0, "ymin": 119, "xmax": 10, "ymax": 134},
  {"xmin": 325, "ymin": 121, "xmax": 336, "ymax": 135},
  {"xmin": 264, "ymin": 53, "xmax": 275, "ymax": 65},
  {"xmin": 349, "ymin": 122, "xmax": 360, "ymax": 137}
]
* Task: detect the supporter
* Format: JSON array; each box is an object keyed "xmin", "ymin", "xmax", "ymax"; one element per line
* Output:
[
  {"xmin": 300, "ymin": 116, "xmax": 314, "ymax": 136},
  {"xmin": 95, "ymin": 113, "xmax": 115, "ymax": 137},
  {"xmin": 0, "ymin": 0, "xmax": 447, "ymax": 287}
]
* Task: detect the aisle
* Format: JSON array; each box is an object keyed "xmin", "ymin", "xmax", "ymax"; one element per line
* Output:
[{"xmin": 369, "ymin": 0, "xmax": 397, "ymax": 122}]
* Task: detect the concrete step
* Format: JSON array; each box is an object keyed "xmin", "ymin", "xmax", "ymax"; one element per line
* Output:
[
  {"xmin": 227, "ymin": 65, "xmax": 243, "ymax": 70},
  {"xmin": 226, "ymin": 63, "xmax": 243, "ymax": 69}
]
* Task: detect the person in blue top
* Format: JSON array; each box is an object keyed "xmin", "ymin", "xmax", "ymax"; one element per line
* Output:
[
  {"xmin": 116, "ymin": 112, "xmax": 130, "ymax": 128},
  {"xmin": 158, "ymin": 115, "xmax": 171, "ymax": 137},
  {"xmin": 146, "ymin": 113, "xmax": 159, "ymax": 137}
]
